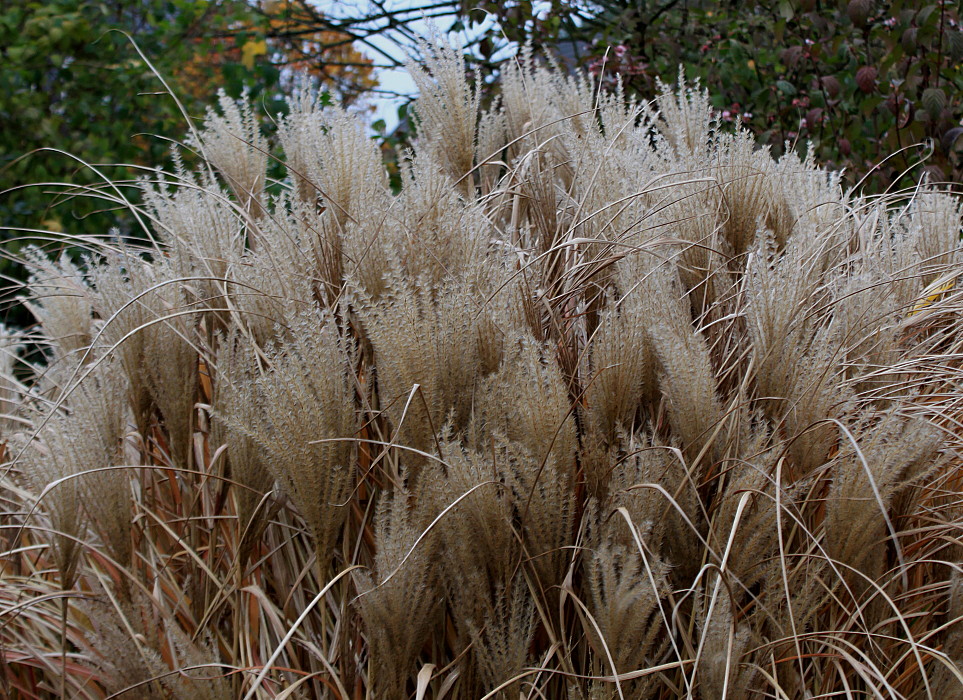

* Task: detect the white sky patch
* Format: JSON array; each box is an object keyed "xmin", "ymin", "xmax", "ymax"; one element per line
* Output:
[{"xmin": 313, "ymin": 0, "xmax": 522, "ymax": 130}]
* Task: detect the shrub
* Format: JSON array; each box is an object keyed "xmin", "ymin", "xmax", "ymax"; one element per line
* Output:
[
  {"xmin": 581, "ymin": 0, "xmax": 963, "ymax": 192},
  {"xmin": 2, "ymin": 38, "xmax": 963, "ymax": 699}
]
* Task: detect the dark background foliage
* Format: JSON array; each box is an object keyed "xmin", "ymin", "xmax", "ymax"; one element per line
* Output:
[
  {"xmin": 455, "ymin": 0, "xmax": 963, "ymax": 192},
  {"xmin": 578, "ymin": 0, "xmax": 963, "ymax": 191}
]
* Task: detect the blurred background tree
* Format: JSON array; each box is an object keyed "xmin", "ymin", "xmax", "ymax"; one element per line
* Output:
[
  {"xmin": 0, "ymin": 0, "xmax": 374, "ymax": 320},
  {"xmin": 578, "ymin": 0, "xmax": 963, "ymax": 192},
  {"xmin": 264, "ymin": 0, "xmax": 963, "ymax": 193}
]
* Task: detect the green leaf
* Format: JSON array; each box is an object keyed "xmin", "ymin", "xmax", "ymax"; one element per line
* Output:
[
  {"xmin": 917, "ymin": 4, "xmax": 938, "ymax": 27},
  {"xmin": 949, "ymin": 30, "xmax": 963, "ymax": 63},
  {"xmin": 922, "ymin": 87, "xmax": 947, "ymax": 119},
  {"xmin": 776, "ymin": 80, "xmax": 797, "ymax": 95},
  {"xmin": 860, "ymin": 95, "xmax": 883, "ymax": 115},
  {"xmin": 773, "ymin": 19, "xmax": 786, "ymax": 44}
]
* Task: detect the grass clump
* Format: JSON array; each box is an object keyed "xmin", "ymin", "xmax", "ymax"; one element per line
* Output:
[{"xmin": 2, "ymin": 38, "xmax": 963, "ymax": 699}]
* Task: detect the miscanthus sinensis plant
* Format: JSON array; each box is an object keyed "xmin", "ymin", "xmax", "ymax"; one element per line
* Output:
[{"xmin": 3, "ymin": 37, "xmax": 963, "ymax": 699}]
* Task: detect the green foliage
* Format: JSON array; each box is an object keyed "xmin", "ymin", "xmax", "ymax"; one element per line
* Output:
[
  {"xmin": 0, "ymin": 0, "xmax": 293, "ymax": 313},
  {"xmin": 4, "ymin": 2, "xmax": 185, "ymax": 231},
  {"xmin": 578, "ymin": 0, "xmax": 963, "ymax": 191}
]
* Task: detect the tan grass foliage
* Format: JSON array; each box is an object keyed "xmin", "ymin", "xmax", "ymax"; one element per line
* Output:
[{"xmin": 2, "ymin": 37, "xmax": 963, "ymax": 699}]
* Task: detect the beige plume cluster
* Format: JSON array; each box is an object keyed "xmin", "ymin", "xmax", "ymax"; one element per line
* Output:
[{"xmin": 2, "ymin": 36, "xmax": 963, "ymax": 699}]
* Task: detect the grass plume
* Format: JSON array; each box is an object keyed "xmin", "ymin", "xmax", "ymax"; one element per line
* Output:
[{"xmin": 2, "ymin": 35, "xmax": 963, "ymax": 699}]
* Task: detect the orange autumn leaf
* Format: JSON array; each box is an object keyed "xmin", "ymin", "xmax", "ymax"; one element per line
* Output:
[
  {"xmin": 173, "ymin": 0, "xmax": 376, "ymax": 104},
  {"xmin": 241, "ymin": 39, "xmax": 268, "ymax": 69}
]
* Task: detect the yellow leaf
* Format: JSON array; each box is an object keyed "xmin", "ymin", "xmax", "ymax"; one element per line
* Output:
[
  {"xmin": 41, "ymin": 218, "xmax": 63, "ymax": 233},
  {"xmin": 241, "ymin": 39, "xmax": 268, "ymax": 69},
  {"xmin": 747, "ymin": 59, "xmax": 756, "ymax": 71},
  {"xmin": 909, "ymin": 276, "xmax": 956, "ymax": 316}
]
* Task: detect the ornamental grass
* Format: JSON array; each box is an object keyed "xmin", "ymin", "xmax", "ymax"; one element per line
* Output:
[{"xmin": 2, "ymin": 37, "xmax": 963, "ymax": 699}]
